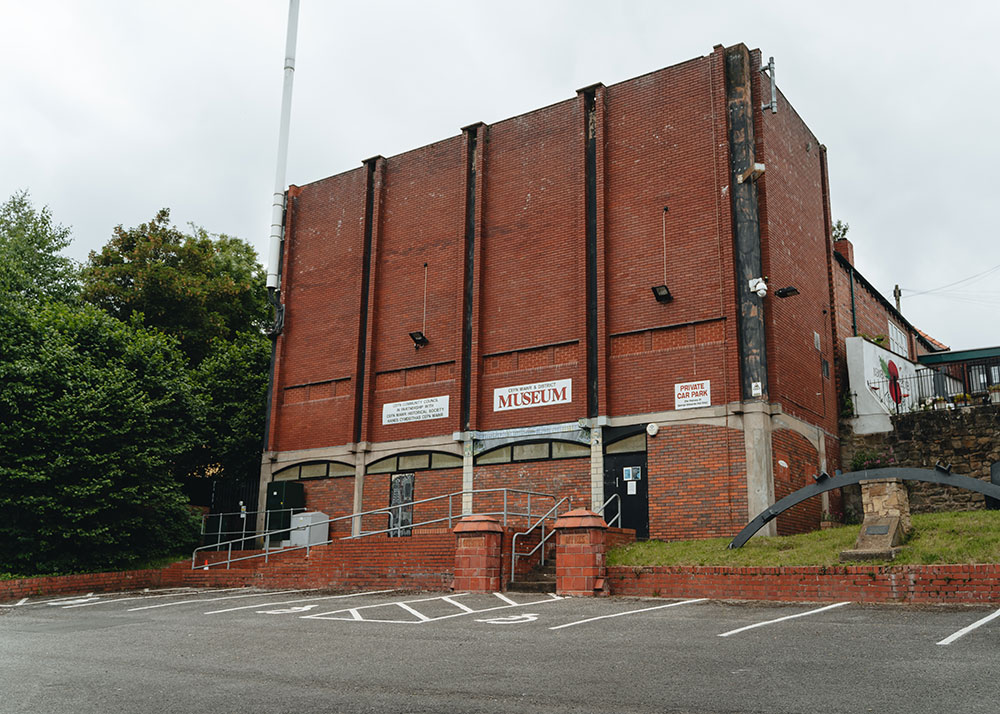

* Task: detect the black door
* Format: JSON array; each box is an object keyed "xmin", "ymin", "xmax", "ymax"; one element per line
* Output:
[{"xmin": 603, "ymin": 452, "xmax": 649, "ymax": 539}]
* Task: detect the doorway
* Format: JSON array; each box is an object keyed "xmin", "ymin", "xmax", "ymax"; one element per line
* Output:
[{"xmin": 603, "ymin": 450, "xmax": 649, "ymax": 539}]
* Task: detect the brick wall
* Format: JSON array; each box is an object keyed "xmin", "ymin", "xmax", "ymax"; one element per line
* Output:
[
  {"xmin": 358, "ymin": 467, "xmax": 465, "ymax": 534},
  {"xmin": 647, "ymin": 423, "xmax": 747, "ymax": 540},
  {"xmin": 7, "ymin": 552, "xmax": 1000, "ymax": 606},
  {"xmin": 471, "ymin": 458, "xmax": 591, "ymax": 518},
  {"xmin": 607, "ymin": 563, "xmax": 1000, "ymax": 604},
  {"xmin": 476, "ymin": 97, "xmax": 586, "ymax": 431},
  {"xmin": 603, "ymin": 50, "xmax": 740, "ymax": 417},
  {"xmin": 831, "ymin": 256, "xmax": 926, "ymax": 397},
  {"xmin": 367, "ymin": 137, "xmax": 466, "ymax": 443},
  {"xmin": 771, "ymin": 428, "xmax": 821, "ymax": 534},
  {"xmin": 269, "ymin": 172, "xmax": 367, "ymax": 451},
  {"xmin": 302, "ymin": 477, "xmax": 356, "ymax": 535},
  {"xmin": 758, "ymin": 80, "xmax": 838, "ymax": 434}
]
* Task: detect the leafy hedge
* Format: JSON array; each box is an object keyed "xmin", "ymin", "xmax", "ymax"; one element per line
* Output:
[{"xmin": 0, "ymin": 297, "xmax": 201, "ymax": 574}]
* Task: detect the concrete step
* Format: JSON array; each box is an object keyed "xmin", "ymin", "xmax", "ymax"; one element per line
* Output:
[{"xmin": 507, "ymin": 579, "xmax": 557, "ymax": 594}]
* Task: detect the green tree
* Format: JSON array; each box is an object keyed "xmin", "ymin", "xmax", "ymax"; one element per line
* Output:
[
  {"xmin": 832, "ymin": 219, "xmax": 850, "ymax": 242},
  {"xmin": 184, "ymin": 331, "xmax": 271, "ymax": 484},
  {"xmin": 0, "ymin": 296, "xmax": 202, "ymax": 575},
  {"xmin": 0, "ymin": 190, "xmax": 79, "ymax": 302},
  {"xmin": 81, "ymin": 209, "xmax": 269, "ymax": 364}
]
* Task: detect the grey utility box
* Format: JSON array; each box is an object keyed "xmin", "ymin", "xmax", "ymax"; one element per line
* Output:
[{"xmin": 289, "ymin": 511, "xmax": 329, "ymax": 547}]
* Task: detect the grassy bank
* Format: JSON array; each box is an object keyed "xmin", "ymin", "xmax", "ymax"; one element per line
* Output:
[{"xmin": 608, "ymin": 510, "xmax": 1000, "ymax": 568}]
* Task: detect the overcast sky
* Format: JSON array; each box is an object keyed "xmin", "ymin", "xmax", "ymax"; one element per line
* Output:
[{"xmin": 3, "ymin": 0, "xmax": 998, "ymax": 351}]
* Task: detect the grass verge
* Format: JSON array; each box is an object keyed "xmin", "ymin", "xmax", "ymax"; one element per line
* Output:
[{"xmin": 608, "ymin": 510, "xmax": 1000, "ymax": 568}]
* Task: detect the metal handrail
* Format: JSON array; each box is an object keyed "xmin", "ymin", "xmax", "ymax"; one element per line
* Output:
[
  {"xmin": 191, "ymin": 506, "xmax": 398, "ymax": 569},
  {"xmin": 191, "ymin": 487, "xmax": 559, "ymax": 570},
  {"xmin": 510, "ymin": 497, "xmax": 571, "ymax": 581},
  {"xmin": 199, "ymin": 507, "xmax": 306, "ymax": 549},
  {"xmin": 597, "ymin": 493, "xmax": 622, "ymax": 528}
]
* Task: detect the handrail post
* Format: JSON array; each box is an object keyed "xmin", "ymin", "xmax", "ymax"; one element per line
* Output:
[
  {"xmin": 216, "ymin": 514, "xmax": 223, "ymax": 551},
  {"xmin": 227, "ymin": 542, "xmax": 232, "ymax": 570}
]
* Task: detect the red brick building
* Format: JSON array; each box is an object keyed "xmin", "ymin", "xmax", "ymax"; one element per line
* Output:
[{"xmin": 258, "ymin": 43, "xmax": 895, "ymax": 541}]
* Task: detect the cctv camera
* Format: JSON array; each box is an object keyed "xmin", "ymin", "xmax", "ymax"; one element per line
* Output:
[{"xmin": 748, "ymin": 277, "xmax": 768, "ymax": 298}]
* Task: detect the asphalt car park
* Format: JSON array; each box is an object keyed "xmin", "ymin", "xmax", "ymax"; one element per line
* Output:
[{"xmin": 2, "ymin": 587, "xmax": 999, "ymax": 713}]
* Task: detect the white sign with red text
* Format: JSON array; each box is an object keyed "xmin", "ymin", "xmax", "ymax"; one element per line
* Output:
[
  {"xmin": 493, "ymin": 379, "xmax": 572, "ymax": 412},
  {"xmin": 674, "ymin": 380, "xmax": 711, "ymax": 410},
  {"xmin": 382, "ymin": 395, "xmax": 450, "ymax": 425}
]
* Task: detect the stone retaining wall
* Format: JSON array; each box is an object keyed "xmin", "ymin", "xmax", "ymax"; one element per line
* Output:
[{"xmin": 841, "ymin": 405, "xmax": 1000, "ymax": 515}]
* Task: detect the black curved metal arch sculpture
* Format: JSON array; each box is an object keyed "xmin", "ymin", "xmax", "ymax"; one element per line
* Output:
[{"xmin": 729, "ymin": 466, "xmax": 1000, "ymax": 549}]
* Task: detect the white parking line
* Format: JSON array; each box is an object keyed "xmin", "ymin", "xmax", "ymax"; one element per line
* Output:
[
  {"xmin": 127, "ymin": 589, "xmax": 315, "ymax": 611},
  {"xmin": 937, "ymin": 607, "xmax": 1000, "ymax": 646},
  {"xmin": 203, "ymin": 589, "xmax": 396, "ymax": 614},
  {"xmin": 717, "ymin": 601, "xmax": 850, "ymax": 638},
  {"xmin": 396, "ymin": 602, "xmax": 432, "ymax": 621},
  {"xmin": 2, "ymin": 588, "xmax": 195, "ymax": 609},
  {"xmin": 1, "ymin": 592, "xmax": 97, "ymax": 608},
  {"xmin": 441, "ymin": 596, "xmax": 475, "ymax": 613},
  {"xmin": 305, "ymin": 592, "xmax": 563, "ymax": 624},
  {"xmin": 64, "ymin": 587, "xmax": 236, "ymax": 609},
  {"xmin": 548, "ymin": 598, "xmax": 707, "ymax": 631},
  {"xmin": 304, "ymin": 593, "xmax": 470, "ymax": 624},
  {"xmin": 493, "ymin": 593, "xmax": 517, "ymax": 605}
]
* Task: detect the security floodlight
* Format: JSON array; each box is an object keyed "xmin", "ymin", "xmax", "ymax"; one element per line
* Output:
[
  {"xmin": 651, "ymin": 285, "xmax": 673, "ymax": 303},
  {"xmin": 409, "ymin": 331, "xmax": 429, "ymax": 349}
]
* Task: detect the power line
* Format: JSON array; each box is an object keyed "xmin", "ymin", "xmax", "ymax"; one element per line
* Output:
[{"xmin": 901, "ymin": 262, "xmax": 1000, "ymax": 298}]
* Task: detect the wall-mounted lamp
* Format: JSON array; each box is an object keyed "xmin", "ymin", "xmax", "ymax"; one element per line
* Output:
[
  {"xmin": 775, "ymin": 286, "xmax": 800, "ymax": 298},
  {"xmin": 409, "ymin": 262, "xmax": 430, "ymax": 349},
  {"xmin": 653, "ymin": 207, "xmax": 673, "ymax": 304},
  {"xmin": 737, "ymin": 162, "xmax": 766, "ymax": 184},
  {"xmin": 651, "ymin": 285, "xmax": 673, "ymax": 303},
  {"xmin": 748, "ymin": 277, "xmax": 768, "ymax": 298},
  {"xmin": 409, "ymin": 331, "xmax": 429, "ymax": 349}
]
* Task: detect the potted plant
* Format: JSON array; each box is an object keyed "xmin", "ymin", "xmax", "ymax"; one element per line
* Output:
[
  {"xmin": 953, "ymin": 393, "xmax": 971, "ymax": 407},
  {"xmin": 989, "ymin": 384, "xmax": 1000, "ymax": 405},
  {"xmin": 932, "ymin": 395, "xmax": 947, "ymax": 410}
]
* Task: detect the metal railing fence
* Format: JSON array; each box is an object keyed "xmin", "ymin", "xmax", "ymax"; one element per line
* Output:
[
  {"xmin": 200, "ymin": 508, "xmax": 305, "ymax": 549},
  {"xmin": 191, "ymin": 487, "xmax": 561, "ymax": 570},
  {"xmin": 509, "ymin": 497, "xmax": 572, "ymax": 581}
]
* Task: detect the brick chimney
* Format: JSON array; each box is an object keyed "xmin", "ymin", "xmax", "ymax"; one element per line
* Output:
[{"xmin": 834, "ymin": 237, "xmax": 854, "ymax": 265}]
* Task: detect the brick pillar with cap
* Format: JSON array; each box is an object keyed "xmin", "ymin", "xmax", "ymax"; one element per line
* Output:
[
  {"xmin": 452, "ymin": 514, "xmax": 503, "ymax": 592},
  {"xmin": 554, "ymin": 509, "xmax": 609, "ymax": 597}
]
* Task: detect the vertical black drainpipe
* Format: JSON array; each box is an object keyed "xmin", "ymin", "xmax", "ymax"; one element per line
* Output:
[
  {"xmin": 583, "ymin": 89, "xmax": 599, "ymax": 418},
  {"xmin": 262, "ymin": 193, "xmax": 289, "ymax": 452},
  {"xmin": 354, "ymin": 160, "xmax": 377, "ymax": 443},
  {"xmin": 724, "ymin": 46, "xmax": 768, "ymax": 401},
  {"xmin": 460, "ymin": 125, "xmax": 480, "ymax": 431},
  {"xmin": 262, "ymin": 339, "xmax": 278, "ymax": 451}
]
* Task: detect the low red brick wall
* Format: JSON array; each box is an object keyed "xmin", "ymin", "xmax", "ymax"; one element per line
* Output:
[
  {"xmin": 0, "ymin": 569, "xmax": 163, "ymax": 600},
  {"xmin": 607, "ymin": 563, "xmax": 1000, "ymax": 604},
  {"xmin": 240, "ymin": 530, "xmax": 457, "ymax": 591},
  {"xmin": 606, "ymin": 527, "xmax": 637, "ymax": 550}
]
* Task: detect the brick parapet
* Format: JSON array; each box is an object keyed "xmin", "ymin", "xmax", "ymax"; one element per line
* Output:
[
  {"xmin": 607, "ymin": 563, "xmax": 1000, "ymax": 604},
  {"xmin": 6, "ymin": 557, "xmax": 1000, "ymax": 606}
]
